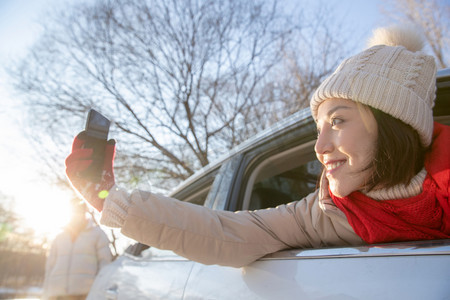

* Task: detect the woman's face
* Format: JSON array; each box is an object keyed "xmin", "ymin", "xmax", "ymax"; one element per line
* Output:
[{"xmin": 315, "ymin": 98, "xmax": 378, "ymax": 197}]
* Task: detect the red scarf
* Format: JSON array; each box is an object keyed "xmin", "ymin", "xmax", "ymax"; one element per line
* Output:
[{"xmin": 330, "ymin": 122, "xmax": 450, "ymax": 244}]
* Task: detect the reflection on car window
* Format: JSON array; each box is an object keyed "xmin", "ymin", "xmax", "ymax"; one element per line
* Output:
[{"xmin": 249, "ymin": 160, "xmax": 322, "ymax": 210}]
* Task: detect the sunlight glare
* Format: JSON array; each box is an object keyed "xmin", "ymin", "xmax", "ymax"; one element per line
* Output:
[{"xmin": 14, "ymin": 184, "xmax": 74, "ymax": 240}]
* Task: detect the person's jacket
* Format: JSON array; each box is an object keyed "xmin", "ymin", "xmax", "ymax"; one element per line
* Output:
[
  {"xmin": 110, "ymin": 187, "xmax": 363, "ymax": 268},
  {"xmin": 43, "ymin": 221, "xmax": 113, "ymax": 298}
]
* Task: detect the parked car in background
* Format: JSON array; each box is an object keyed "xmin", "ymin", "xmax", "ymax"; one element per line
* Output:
[{"xmin": 88, "ymin": 69, "xmax": 450, "ymax": 300}]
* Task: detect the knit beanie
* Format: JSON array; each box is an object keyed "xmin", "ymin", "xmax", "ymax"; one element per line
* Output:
[{"xmin": 310, "ymin": 25, "xmax": 437, "ymax": 146}]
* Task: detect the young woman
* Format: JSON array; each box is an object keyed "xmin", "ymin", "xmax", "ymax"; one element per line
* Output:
[{"xmin": 65, "ymin": 25, "xmax": 450, "ymax": 268}]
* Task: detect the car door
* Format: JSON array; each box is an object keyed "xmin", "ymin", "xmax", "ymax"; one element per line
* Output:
[
  {"xmin": 182, "ymin": 68, "xmax": 450, "ymax": 299},
  {"xmin": 181, "ymin": 125, "xmax": 450, "ymax": 299}
]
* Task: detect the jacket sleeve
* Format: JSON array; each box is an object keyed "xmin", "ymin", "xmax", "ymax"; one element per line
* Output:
[{"xmin": 103, "ymin": 187, "xmax": 362, "ymax": 268}]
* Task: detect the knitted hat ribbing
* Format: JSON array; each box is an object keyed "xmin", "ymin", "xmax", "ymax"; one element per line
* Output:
[{"xmin": 310, "ymin": 25, "xmax": 437, "ymax": 146}]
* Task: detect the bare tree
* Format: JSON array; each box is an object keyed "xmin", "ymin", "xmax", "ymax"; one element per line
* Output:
[
  {"xmin": 380, "ymin": 0, "xmax": 449, "ymax": 68},
  {"xmin": 7, "ymin": 0, "xmax": 350, "ymax": 192},
  {"xmin": 9, "ymin": 0, "xmax": 294, "ymax": 190}
]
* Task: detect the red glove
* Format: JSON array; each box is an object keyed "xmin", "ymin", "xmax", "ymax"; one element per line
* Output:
[{"xmin": 65, "ymin": 131, "xmax": 116, "ymax": 212}]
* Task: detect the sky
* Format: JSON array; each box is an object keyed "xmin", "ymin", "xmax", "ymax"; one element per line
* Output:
[
  {"xmin": 0, "ymin": 0, "xmax": 384, "ymax": 242},
  {"xmin": 0, "ymin": 0, "xmax": 84, "ymax": 240}
]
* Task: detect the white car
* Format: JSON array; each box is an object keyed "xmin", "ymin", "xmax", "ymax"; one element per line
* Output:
[{"xmin": 88, "ymin": 69, "xmax": 450, "ymax": 300}]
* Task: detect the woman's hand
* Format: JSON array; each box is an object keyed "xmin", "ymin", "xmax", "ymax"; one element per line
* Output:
[{"xmin": 65, "ymin": 131, "xmax": 116, "ymax": 212}]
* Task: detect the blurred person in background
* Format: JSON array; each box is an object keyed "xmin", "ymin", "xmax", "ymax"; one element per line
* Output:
[{"xmin": 42, "ymin": 199, "xmax": 112, "ymax": 300}]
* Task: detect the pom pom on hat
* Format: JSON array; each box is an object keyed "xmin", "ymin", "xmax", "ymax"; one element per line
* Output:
[
  {"xmin": 366, "ymin": 24, "xmax": 424, "ymax": 51},
  {"xmin": 310, "ymin": 25, "xmax": 437, "ymax": 146}
]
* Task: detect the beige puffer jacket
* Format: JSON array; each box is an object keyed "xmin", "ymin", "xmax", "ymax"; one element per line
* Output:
[
  {"xmin": 102, "ymin": 187, "xmax": 364, "ymax": 268},
  {"xmin": 101, "ymin": 169, "xmax": 426, "ymax": 268},
  {"xmin": 43, "ymin": 221, "xmax": 113, "ymax": 298}
]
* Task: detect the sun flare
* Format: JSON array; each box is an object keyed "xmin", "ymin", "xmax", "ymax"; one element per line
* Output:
[{"xmin": 14, "ymin": 184, "xmax": 76, "ymax": 240}]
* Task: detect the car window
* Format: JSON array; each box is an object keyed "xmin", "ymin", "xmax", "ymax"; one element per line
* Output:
[
  {"xmin": 242, "ymin": 140, "xmax": 322, "ymax": 210},
  {"xmin": 249, "ymin": 160, "xmax": 322, "ymax": 210},
  {"xmin": 171, "ymin": 165, "xmax": 221, "ymax": 206},
  {"xmin": 181, "ymin": 186, "xmax": 211, "ymax": 205}
]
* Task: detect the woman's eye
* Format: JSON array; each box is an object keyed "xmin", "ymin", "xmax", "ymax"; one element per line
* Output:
[{"xmin": 331, "ymin": 118, "xmax": 343, "ymax": 127}]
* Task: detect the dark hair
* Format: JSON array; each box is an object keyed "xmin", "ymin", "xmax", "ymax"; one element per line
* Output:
[{"xmin": 366, "ymin": 108, "xmax": 428, "ymax": 191}]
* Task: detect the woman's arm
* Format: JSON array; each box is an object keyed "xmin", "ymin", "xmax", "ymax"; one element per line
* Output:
[{"xmin": 101, "ymin": 187, "xmax": 361, "ymax": 268}]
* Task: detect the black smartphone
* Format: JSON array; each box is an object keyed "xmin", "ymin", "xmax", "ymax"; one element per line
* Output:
[
  {"xmin": 85, "ymin": 109, "xmax": 111, "ymax": 140},
  {"xmin": 83, "ymin": 109, "xmax": 111, "ymax": 182}
]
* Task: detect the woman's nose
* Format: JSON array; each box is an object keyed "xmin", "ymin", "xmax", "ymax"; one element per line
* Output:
[{"xmin": 315, "ymin": 128, "xmax": 334, "ymax": 155}]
